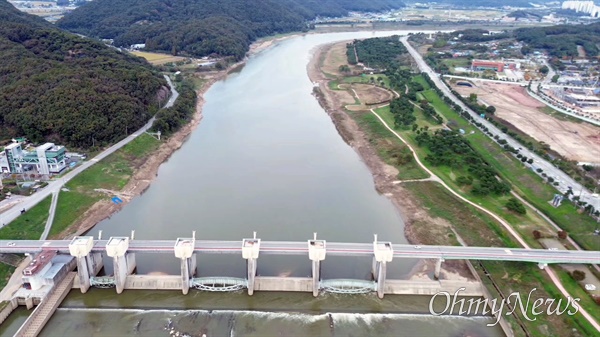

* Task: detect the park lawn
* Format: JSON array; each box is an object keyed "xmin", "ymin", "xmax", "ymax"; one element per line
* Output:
[
  {"xmin": 49, "ymin": 191, "xmax": 100, "ymax": 238},
  {"xmin": 348, "ymin": 109, "xmax": 428, "ymax": 180},
  {"xmin": 404, "ymin": 181, "xmax": 598, "ymax": 336},
  {"xmin": 441, "ymin": 57, "xmax": 470, "ymax": 72},
  {"xmin": 414, "ymin": 87, "xmax": 599, "ymax": 250},
  {"xmin": 371, "ymin": 105, "xmax": 553, "ymax": 248},
  {"xmin": 411, "ymin": 74, "xmax": 431, "ymax": 90},
  {"xmin": 468, "ymin": 129, "xmax": 599, "ymax": 251}
]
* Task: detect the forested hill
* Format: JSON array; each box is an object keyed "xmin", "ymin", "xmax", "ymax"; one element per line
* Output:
[
  {"xmin": 0, "ymin": 0, "xmax": 167, "ymax": 149},
  {"xmin": 434, "ymin": 0, "xmax": 554, "ymax": 7},
  {"xmin": 57, "ymin": 0, "xmax": 405, "ymax": 60},
  {"xmin": 514, "ymin": 22, "xmax": 600, "ymax": 57}
]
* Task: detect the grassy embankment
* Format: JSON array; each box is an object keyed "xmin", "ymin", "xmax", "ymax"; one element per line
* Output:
[
  {"xmin": 0, "ymin": 196, "xmax": 52, "ymax": 288},
  {"xmin": 341, "ymin": 70, "xmax": 599, "ymax": 336},
  {"xmin": 0, "ymin": 134, "xmax": 160, "ymax": 290},
  {"xmin": 50, "ymin": 133, "xmax": 161, "ymax": 238}
]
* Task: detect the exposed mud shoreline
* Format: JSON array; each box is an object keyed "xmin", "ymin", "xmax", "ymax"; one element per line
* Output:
[{"xmin": 56, "ymin": 36, "xmax": 295, "ymax": 240}]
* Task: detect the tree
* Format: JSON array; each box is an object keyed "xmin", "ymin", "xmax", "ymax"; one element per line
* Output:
[
  {"xmin": 469, "ymin": 93, "xmax": 478, "ymax": 102},
  {"xmin": 456, "ymin": 176, "xmax": 473, "ymax": 186},
  {"xmin": 539, "ymin": 65, "xmax": 549, "ymax": 75},
  {"xmin": 339, "ymin": 65, "xmax": 351, "ymax": 73},
  {"xmin": 532, "ymin": 230, "xmax": 541, "ymax": 239},
  {"xmin": 551, "ymin": 74, "xmax": 560, "ymax": 83},
  {"xmin": 485, "ymin": 106, "xmax": 496, "ymax": 114},
  {"xmin": 571, "ymin": 270, "xmax": 585, "ymax": 281},
  {"xmin": 506, "ymin": 197, "xmax": 526, "ymax": 215},
  {"xmin": 557, "ymin": 230, "xmax": 568, "ymax": 239}
]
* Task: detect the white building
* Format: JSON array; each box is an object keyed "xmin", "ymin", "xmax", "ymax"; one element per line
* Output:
[
  {"xmin": 0, "ymin": 142, "xmax": 67, "ymax": 174},
  {"xmin": 562, "ymin": 1, "xmax": 600, "ymax": 17}
]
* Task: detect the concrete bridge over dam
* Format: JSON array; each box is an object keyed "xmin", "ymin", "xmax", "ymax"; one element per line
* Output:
[{"xmin": 2, "ymin": 233, "xmax": 599, "ymax": 299}]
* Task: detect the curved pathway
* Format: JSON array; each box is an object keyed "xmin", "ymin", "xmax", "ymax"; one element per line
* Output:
[{"xmin": 368, "ymin": 97, "xmax": 600, "ymax": 332}]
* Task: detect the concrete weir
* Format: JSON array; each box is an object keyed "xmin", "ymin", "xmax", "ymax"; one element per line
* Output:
[{"xmin": 60, "ymin": 232, "xmax": 487, "ymax": 298}]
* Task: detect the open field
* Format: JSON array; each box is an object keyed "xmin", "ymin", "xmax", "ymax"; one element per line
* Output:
[
  {"xmin": 130, "ymin": 51, "xmax": 187, "ymax": 65},
  {"xmin": 452, "ymin": 82, "xmax": 600, "ymax": 163}
]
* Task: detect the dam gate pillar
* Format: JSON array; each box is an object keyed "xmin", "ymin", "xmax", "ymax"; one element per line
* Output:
[
  {"xmin": 175, "ymin": 233, "xmax": 196, "ymax": 295},
  {"xmin": 372, "ymin": 235, "xmax": 393, "ymax": 299},
  {"xmin": 69, "ymin": 236, "xmax": 103, "ymax": 293},
  {"xmin": 106, "ymin": 237, "xmax": 135, "ymax": 294},
  {"xmin": 308, "ymin": 233, "xmax": 326, "ymax": 297},
  {"xmin": 242, "ymin": 232, "xmax": 260, "ymax": 296}
]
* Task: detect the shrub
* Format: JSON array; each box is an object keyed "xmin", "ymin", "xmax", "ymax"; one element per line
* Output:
[
  {"xmin": 506, "ymin": 197, "xmax": 526, "ymax": 215},
  {"xmin": 557, "ymin": 230, "xmax": 568, "ymax": 239},
  {"xmin": 456, "ymin": 176, "xmax": 473, "ymax": 186},
  {"xmin": 533, "ymin": 230, "xmax": 541, "ymax": 239},
  {"xmin": 571, "ymin": 270, "xmax": 586, "ymax": 281}
]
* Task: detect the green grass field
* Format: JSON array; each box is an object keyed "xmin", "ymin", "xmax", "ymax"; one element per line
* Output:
[
  {"xmin": 51, "ymin": 133, "xmax": 160, "ymax": 238},
  {"xmin": 0, "ymin": 196, "xmax": 52, "ymax": 289}
]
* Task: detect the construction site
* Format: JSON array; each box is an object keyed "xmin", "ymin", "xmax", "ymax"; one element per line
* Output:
[{"xmin": 451, "ymin": 81, "xmax": 600, "ymax": 164}]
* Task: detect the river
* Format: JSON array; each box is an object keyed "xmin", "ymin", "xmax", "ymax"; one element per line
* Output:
[{"xmin": 2, "ymin": 30, "xmax": 504, "ymax": 337}]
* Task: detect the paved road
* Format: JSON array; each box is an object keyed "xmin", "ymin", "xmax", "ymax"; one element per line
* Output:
[
  {"xmin": 400, "ymin": 37, "xmax": 599, "ymax": 209},
  {"xmin": 0, "ymin": 75, "xmax": 178, "ymax": 230},
  {"xmin": 39, "ymin": 191, "xmax": 58, "ymax": 240},
  {"xmin": 0, "ymin": 239, "xmax": 598, "ymax": 264}
]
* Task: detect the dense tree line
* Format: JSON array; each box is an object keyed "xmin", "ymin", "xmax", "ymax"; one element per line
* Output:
[
  {"xmin": 347, "ymin": 36, "xmax": 407, "ymax": 69},
  {"xmin": 0, "ymin": 0, "xmax": 166, "ymax": 148},
  {"xmin": 434, "ymin": 0, "xmax": 551, "ymax": 7},
  {"xmin": 415, "ymin": 129, "xmax": 511, "ymax": 196},
  {"xmin": 151, "ymin": 79, "xmax": 196, "ymax": 136},
  {"xmin": 57, "ymin": 0, "xmax": 405, "ymax": 60},
  {"xmin": 514, "ymin": 22, "xmax": 600, "ymax": 57}
]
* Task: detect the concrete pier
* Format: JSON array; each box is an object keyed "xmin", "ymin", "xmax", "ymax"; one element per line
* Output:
[
  {"xmin": 106, "ymin": 237, "xmax": 136, "ymax": 294},
  {"xmin": 434, "ymin": 258, "xmax": 444, "ymax": 280},
  {"xmin": 242, "ymin": 232, "xmax": 260, "ymax": 296},
  {"xmin": 308, "ymin": 233, "xmax": 326, "ymax": 297},
  {"xmin": 372, "ymin": 235, "xmax": 393, "ymax": 299},
  {"xmin": 68, "ymin": 236, "xmax": 102, "ymax": 293},
  {"xmin": 174, "ymin": 235, "xmax": 196, "ymax": 295}
]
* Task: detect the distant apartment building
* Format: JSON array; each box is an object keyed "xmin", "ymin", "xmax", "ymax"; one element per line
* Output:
[
  {"xmin": 562, "ymin": 1, "xmax": 600, "ymax": 17},
  {"xmin": 0, "ymin": 141, "xmax": 67, "ymax": 174}
]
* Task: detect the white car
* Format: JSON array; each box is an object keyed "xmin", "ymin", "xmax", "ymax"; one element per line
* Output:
[
  {"xmin": 585, "ymin": 284, "xmax": 596, "ymax": 291},
  {"xmin": 548, "ymin": 248, "xmax": 558, "ymax": 251},
  {"xmin": 7, "ymin": 242, "xmax": 15, "ymax": 247},
  {"xmin": 414, "ymin": 245, "xmax": 422, "ymax": 249}
]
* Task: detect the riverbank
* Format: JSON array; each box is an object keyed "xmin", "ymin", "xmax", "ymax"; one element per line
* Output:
[{"xmin": 307, "ymin": 42, "xmax": 473, "ymax": 281}]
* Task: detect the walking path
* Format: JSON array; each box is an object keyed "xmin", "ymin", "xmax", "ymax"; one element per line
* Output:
[
  {"xmin": 39, "ymin": 192, "xmax": 58, "ymax": 241},
  {"xmin": 369, "ymin": 39, "xmax": 600, "ymax": 329},
  {"xmin": 369, "ymin": 106, "xmax": 600, "ymax": 331}
]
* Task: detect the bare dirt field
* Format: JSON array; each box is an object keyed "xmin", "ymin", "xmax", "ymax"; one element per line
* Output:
[
  {"xmin": 453, "ymin": 82, "xmax": 600, "ymax": 163},
  {"xmin": 352, "ymin": 83, "xmax": 394, "ymax": 105}
]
